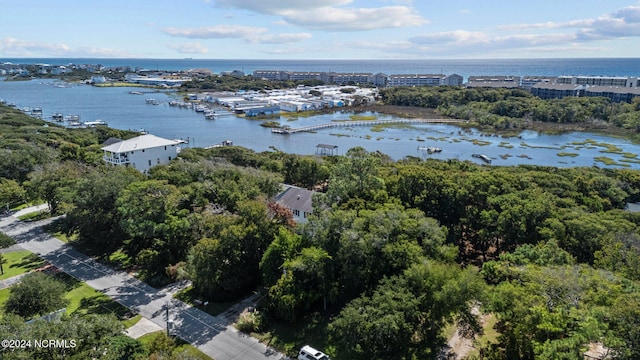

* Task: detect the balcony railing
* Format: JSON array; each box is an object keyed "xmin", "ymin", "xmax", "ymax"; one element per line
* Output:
[{"xmin": 103, "ymin": 156, "xmax": 130, "ymax": 165}]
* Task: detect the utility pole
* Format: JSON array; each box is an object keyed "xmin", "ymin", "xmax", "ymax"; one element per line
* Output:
[{"xmin": 165, "ymin": 301, "xmax": 171, "ymax": 337}]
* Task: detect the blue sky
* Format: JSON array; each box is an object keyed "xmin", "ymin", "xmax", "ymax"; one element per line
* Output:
[{"xmin": 2, "ymin": 0, "xmax": 640, "ymax": 59}]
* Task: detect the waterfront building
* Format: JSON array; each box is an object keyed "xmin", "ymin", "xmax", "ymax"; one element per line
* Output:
[
  {"xmin": 584, "ymin": 86, "xmax": 640, "ymax": 103},
  {"xmin": 288, "ymin": 71, "xmax": 323, "ymax": 81},
  {"xmin": 91, "ymin": 75, "xmax": 107, "ymax": 84},
  {"xmin": 521, "ymin": 76, "xmax": 557, "ymax": 90},
  {"xmin": 321, "ymin": 72, "xmax": 373, "ymax": 85},
  {"xmin": 556, "ymin": 75, "xmax": 636, "ymax": 87},
  {"xmin": 388, "ymin": 74, "xmax": 447, "ymax": 87},
  {"xmin": 101, "ymin": 134, "xmax": 183, "ymax": 173},
  {"xmin": 252, "ymin": 70, "xmax": 289, "ymax": 81},
  {"xmin": 442, "ymin": 74, "xmax": 464, "ymax": 86},
  {"xmin": 466, "ymin": 76, "xmax": 521, "ymax": 88},
  {"xmin": 244, "ymin": 105, "xmax": 280, "ymax": 117},
  {"xmin": 530, "ymin": 83, "xmax": 584, "ymax": 99}
]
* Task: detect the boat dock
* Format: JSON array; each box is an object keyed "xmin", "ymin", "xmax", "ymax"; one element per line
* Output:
[{"xmin": 271, "ymin": 118, "xmax": 466, "ymax": 134}]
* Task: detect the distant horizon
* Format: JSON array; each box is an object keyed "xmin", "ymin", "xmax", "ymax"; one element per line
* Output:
[
  {"xmin": 3, "ymin": 58, "xmax": 638, "ymax": 80},
  {"xmin": 4, "ymin": 56, "xmax": 640, "ymax": 61}
]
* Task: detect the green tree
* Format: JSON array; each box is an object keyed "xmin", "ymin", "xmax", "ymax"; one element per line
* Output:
[
  {"xmin": 0, "ymin": 313, "xmax": 140, "ymax": 360},
  {"xmin": 4, "ymin": 272, "xmax": 68, "ymax": 319},
  {"xmin": 325, "ymin": 147, "xmax": 386, "ymax": 206},
  {"xmin": 116, "ymin": 179, "xmax": 192, "ymax": 279},
  {"xmin": 27, "ymin": 161, "xmax": 89, "ymax": 214},
  {"xmin": 65, "ymin": 166, "xmax": 143, "ymax": 251},
  {"xmin": 0, "ymin": 177, "xmax": 27, "ymax": 210},
  {"xmin": 0, "ymin": 232, "xmax": 16, "ymax": 275},
  {"xmin": 330, "ymin": 261, "xmax": 485, "ymax": 359},
  {"xmin": 266, "ymin": 246, "xmax": 331, "ymax": 321}
]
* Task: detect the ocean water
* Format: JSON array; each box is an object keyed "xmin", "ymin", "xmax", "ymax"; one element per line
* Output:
[{"xmin": 3, "ymin": 58, "xmax": 640, "ymax": 81}]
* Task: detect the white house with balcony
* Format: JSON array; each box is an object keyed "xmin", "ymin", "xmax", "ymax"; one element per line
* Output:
[{"xmin": 101, "ymin": 134, "xmax": 183, "ymax": 173}]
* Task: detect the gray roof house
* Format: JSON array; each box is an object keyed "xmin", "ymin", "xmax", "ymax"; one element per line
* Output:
[{"xmin": 275, "ymin": 185, "xmax": 314, "ymax": 223}]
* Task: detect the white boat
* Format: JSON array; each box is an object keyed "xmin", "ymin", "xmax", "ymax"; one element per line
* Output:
[
  {"xmin": 418, "ymin": 146, "xmax": 442, "ymax": 153},
  {"xmin": 145, "ymin": 98, "xmax": 160, "ymax": 105},
  {"xmin": 472, "ymin": 154, "xmax": 492, "ymax": 163},
  {"xmin": 204, "ymin": 111, "xmax": 217, "ymax": 119},
  {"xmin": 52, "ymin": 113, "xmax": 64, "ymax": 121},
  {"xmin": 84, "ymin": 120, "xmax": 108, "ymax": 127},
  {"xmin": 195, "ymin": 105, "xmax": 207, "ymax": 112}
]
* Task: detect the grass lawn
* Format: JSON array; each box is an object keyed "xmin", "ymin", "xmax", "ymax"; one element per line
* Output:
[
  {"xmin": 138, "ymin": 331, "xmax": 212, "ymax": 360},
  {"xmin": 123, "ymin": 314, "xmax": 142, "ymax": 329},
  {"xmin": 55, "ymin": 272, "xmax": 133, "ymax": 320},
  {"xmin": 0, "ymin": 287, "xmax": 10, "ymax": 311},
  {"xmin": 254, "ymin": 311, "xmax": 332, "ymax": 358},
  {"xmin": 174, "ymin": 286, "xmax": 236, "ymax": 316},
  {"xmin": 0, "ymin": 251, "xmax": 46, "ymax": 280}
]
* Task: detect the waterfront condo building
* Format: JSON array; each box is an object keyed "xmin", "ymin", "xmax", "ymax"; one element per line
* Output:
[{"xmin": 101, "ymin": 134, "xmax": 183, "ymax": 173}]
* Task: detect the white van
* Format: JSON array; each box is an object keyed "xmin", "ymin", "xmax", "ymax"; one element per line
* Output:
[{"xmin": 298, "ymin": 345, "xmax": 330, "ymax": 360}]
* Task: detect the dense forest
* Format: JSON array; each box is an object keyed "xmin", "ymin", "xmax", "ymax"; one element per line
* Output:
[{"xmin": 1, "ymin": 88, "xmax": 640, "ymax": 360}]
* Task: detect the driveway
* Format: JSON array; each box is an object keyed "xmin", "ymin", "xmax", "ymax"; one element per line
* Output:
[{"xmin": 0, "ymin": 211, "xmax": 288, "ymax": 360}]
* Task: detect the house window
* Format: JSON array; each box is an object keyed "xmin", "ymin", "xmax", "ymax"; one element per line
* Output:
[
  {"xmin": 168, "ymin": 156, "xmax": 172, "ymax": 161},
  {"xmin": 148, "ymin": 160, "xmax": 152, "ymax": 166},
  {"xmin": 293, "ymin": 209, "xmax": 300, "ymax": 216},
  {"xmin": 142, "ymin": 149, "xmax": 145, "ymax": 152},
  {"xmin": 164, "ymin": 146, "xmax": 167, "ymax": 150}
]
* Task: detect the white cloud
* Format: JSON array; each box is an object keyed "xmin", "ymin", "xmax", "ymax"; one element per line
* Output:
[
  {"xmin": 168, "ymin": 42, "xmax": 209, "ymax": 54},
  {"xmin": 213, "ymin": 0, "xmax": 425, "ymax": 31},
  {"xmin": 409, "ymin": 30, "xmax": 488, "ymax": 45},
  {"xmin": 280, "ymin": 6, "xmax": 426, "ymax": 31},
  {"xmin": 249, "ymin": 33, "xmax": 312, "ymax": 44},
  {"xmin": 0, "ymin": 37, "xmax": 129, "ymax": 57},
  {"xmin": 163, "ymin": 25, "xmax": 265, "ymax": 39},
  {"xmin": 576, "ymin": 5, "xmax": 640, "ymax": 40},
  {"xmin": 498, "ymin": 5, "xmax": 640, "ymax": 40},
  {"xmin": 401, "ymin": 3, "xmax": 640, "ymax": 57},
  {"xmin": 214, "ymin": 0, "xmax": 352, "ymax": 14},
  {"xmin": 0, "ymin": 37, "xmax": 70, "ymax": 56},
  {"xmin": 163, "ymin": 25, "xmax": 310, "ymax": 44}
]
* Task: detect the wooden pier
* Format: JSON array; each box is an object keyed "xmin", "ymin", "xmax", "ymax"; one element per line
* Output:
[{"xmin": 271, "ymin": 118, "xmax": 466, "ymax": 134}]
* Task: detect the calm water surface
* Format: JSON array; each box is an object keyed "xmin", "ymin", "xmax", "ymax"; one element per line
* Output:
[{"xmin": 1, "ymin": 78, "xmax": 639, "ymax": 169}]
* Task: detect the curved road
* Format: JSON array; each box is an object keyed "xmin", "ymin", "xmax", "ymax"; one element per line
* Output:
[{"xmin": 0, "ymin": 209, "xmax": 288, "ymax": 360}]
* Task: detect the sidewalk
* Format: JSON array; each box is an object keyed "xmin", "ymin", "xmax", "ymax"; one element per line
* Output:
[
  {"xmin": 0, "ymin": 272, "xmax": 28, "ymax": 290},
  {"xmin": 0, "ymin": 206, "xmax": 287, "ymax": 360}
]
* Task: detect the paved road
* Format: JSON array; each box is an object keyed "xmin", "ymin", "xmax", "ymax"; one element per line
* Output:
[{"xmin": 0, "ymin": 212, "xmax": 288, "ymax": 360}]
